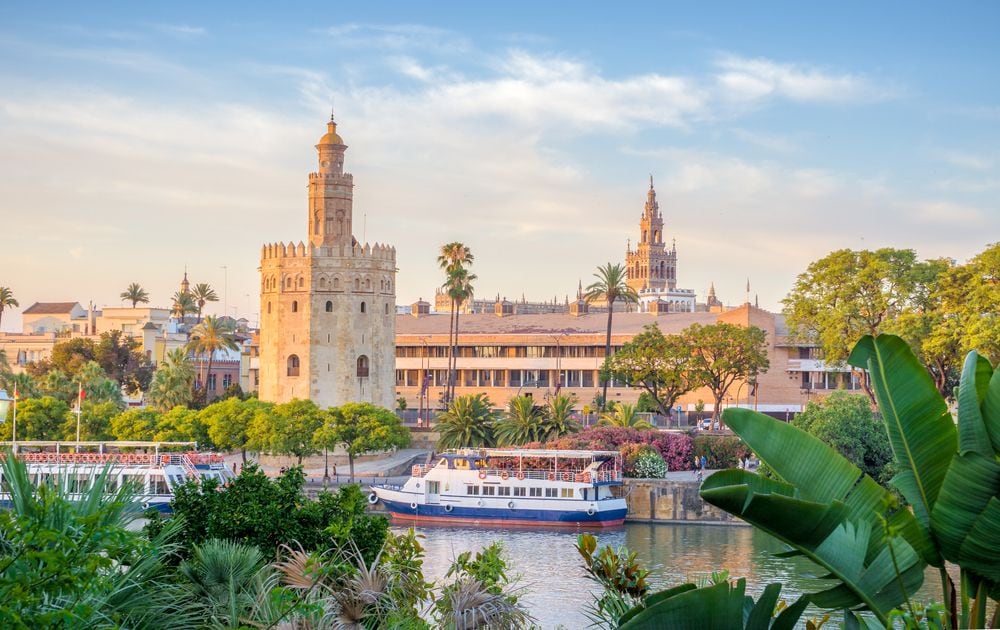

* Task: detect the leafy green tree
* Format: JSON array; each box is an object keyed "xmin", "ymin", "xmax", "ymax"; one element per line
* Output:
[
  {"xmin": 793, "ymin": 390, "xmax": 893, "ymax": 485},
  {"xmin": 434, "ymin": 393, "xmax": 497, "ymax": 449},
  {"xmin": 598, "ymin": 403, "xmax": 652, "ymax": 429},
  {"xmin": 10, "ymin": 396, "xmax": 70, "ymax": 440},
  {"xmin": 46, "ymin": 337, "xmax": 97, "ymax": 377},
  {"xmin": 314, "ymin": 403, "xmax": 410, "ymax": 481},
  {"xmin": 0, "ymin": 371, "xmax": 39, "ymax": 401},
  {"xmin": 603, "ymin": 323, "xmax": 698, "ymax": 415},
  {"xmin": 77, "ymin": 360, "xmax": 124, "ymax": 407},
  {"xmin": 960, "ymin": 242, "xmax": 1000, "ymax": 360},
  {"xmin": 186, "ymin": 315, "xmax": 239, "ymax": 402},
  {"xmin": 171, "ymin": 291, "xmax": 197, "ymax": 320},
  {"xmin": 438, "ymin": 242, "xmax": 476, "ymax": 402},
  {"xmin": 0, "ymin": 455, "xmax": 198, "ymax": 628},
  {"xmin": 203, "ymin": 397, "xmax": 272, "ymax": 462},
  {"xmin": 94, "ymin": 330, "xmax": 154, "ymax": 394},
  {"xmin": 542, "ymin": 393, "xmax": 582, "ymax": 441},
  {"xmin": 119, "ymin": 282, "xmax": 150, "ymax": 308},
  {"xmin": 39, "ymin": 368, "xmax": 76, "ymax": 402},
  {"xmin": 190, "ymin": 283, "xmax": 219, "ymax": 323},
  {"xmin": 686, "ymin": 322, "xmax": 770, "ymax": 424},
  {"xmin": 495, "ymin": 395, "xmax": 545, "ymax": 446},
  {"xmin": 0, "ymin": 286, "xmax": 18, "ymax": 331},
  {"xmin": 111, "ymin": 408, "xmax": 161, "ymax": 441},
  {"xmin": 585, "ymin": 262, "xmax": 639, "ymax": 410},
  {"xmin": 248, "ymin": 399, "xmax": 323, "ymax": 463},
  {"xmin": 154, "ymin": 406, "xmax": 210, "ymax": 446},
  {"xmin": 59, "ymin": 400, "xmax": 118, "ymax": 441},
  {"xmin": 147, "ymin": 348, "xmax": 195, "ymax": 411}
]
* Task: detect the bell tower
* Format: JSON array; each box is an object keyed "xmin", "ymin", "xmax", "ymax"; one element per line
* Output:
[
  {"xmin": 626, "ymin": 177, "xmax": 677, "ymax": 293},
  {"xmin": 308, "ymin": 113, "xmax": 354, "ymax": 248}
]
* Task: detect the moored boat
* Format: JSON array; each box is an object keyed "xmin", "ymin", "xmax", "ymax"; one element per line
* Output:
[
  {"xmin": 0, "ymin": 441, "xmax": 233, "ymax": 514},
  {"xmin": 369, "ymin": 448, "xmax": 627, "ymax": 527}
]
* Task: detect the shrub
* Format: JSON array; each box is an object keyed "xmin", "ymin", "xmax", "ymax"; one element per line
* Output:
[
  {"xmin": 692, "ymin": 435, "xmax": 745, "ymax": 469},
  {"xmin": 627, "ymin": 446, "xmax": 668, "ymax": 478},
  {"xmin": 529, "ymin": 427, "xmax": 693, "ymax": 471}
]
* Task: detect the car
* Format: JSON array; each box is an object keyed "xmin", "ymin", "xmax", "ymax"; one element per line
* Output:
[{"xmin": 700, "ymin": 418, "xmax": 712, "ymax": 431}]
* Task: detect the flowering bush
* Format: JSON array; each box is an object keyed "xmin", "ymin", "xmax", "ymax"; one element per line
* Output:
[
  {"xmin": 527, "ymin": 427, "xmax": 694, "ymax": 471},
  {"xmin": 620, "ymin": 444, "xmax": 667, "ymax": 478},
  {"xmin": 692, "ymin": 435, "xmax": 746, "ymax": 469}
]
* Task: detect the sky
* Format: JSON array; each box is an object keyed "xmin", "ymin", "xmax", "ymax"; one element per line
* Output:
[{"xmin": 1, "ymin": 1, "xmax": 998, "ymax": 330}]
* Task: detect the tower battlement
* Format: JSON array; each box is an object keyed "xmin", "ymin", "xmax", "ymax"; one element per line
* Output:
[
  {"xmin": 260, "ymin": 241, "xmax": 396, "ymax": 261},
  {"xmin": 308, "ymin": 172, "xmax": 354, "ymax": 181}
]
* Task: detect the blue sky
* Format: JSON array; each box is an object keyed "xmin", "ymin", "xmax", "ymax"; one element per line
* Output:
[{"xmin": 1, "ymin": 1, "xmax": 997, "ymax": 328}]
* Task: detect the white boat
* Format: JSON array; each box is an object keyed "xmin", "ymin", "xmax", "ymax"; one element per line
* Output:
[
  {"xmin": 368, "ymin": 448, "xmax": 627, "ymax": 527},
  {"xmin": 0, "ymin": 441, "xmax": 233, "ymax": 514}
]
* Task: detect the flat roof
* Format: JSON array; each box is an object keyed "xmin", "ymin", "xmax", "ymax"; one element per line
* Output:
[
  {"xmin": 445, "ymin": 448, "xmax": 619, "ymax": 459},
  {"xmin": 397, "ymin": 311, "xmax": 720, "ymax": 337}
]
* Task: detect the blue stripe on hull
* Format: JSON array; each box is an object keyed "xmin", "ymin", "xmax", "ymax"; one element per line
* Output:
[
  {"xmin": 381, "ymin": 499, "xmax": 626, "ymax": 525},
  {"xmin": 0, "ymin": 498, "xmax": 173, "ymax": 515}
]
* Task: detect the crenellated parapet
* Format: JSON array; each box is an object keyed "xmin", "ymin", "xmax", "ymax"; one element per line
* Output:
[
  {"xmin": 260, "ymin": 240, "xmax": 396, "ymax": 262},
  {"xmin": 308, "ymin": 171, "xmax": 353, "ymax": 181}
]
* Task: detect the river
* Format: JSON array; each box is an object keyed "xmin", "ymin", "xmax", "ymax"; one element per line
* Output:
[{"xmin": 398, "ymin": 522, "xmax": 942, "ymax": 629}]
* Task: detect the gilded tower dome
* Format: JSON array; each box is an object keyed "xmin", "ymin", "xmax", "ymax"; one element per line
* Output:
[{"xmin": 318, "ymin": 116, "xmax": 344, "ymax": 145}]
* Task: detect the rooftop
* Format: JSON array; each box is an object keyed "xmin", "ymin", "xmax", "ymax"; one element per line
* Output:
[
  {"xmin": 22, "ymin": 302, "xmax": 82, "ymax": 315},
  {"xmin": 397, "ymin": 310, "xmax": 720, "ymax": 337}
]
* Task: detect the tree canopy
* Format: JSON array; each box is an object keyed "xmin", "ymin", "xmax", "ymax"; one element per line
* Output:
[
  {"xmin": 602, "ymin": 323, "xmax": 699, "ymax": 415},
  {"xmin": 686, "ymin": 322, "xmax": 770, "ymax": 423},
  {"xmin": 314, "ymin": 403, "xmax": 410, "ymax": 481}
]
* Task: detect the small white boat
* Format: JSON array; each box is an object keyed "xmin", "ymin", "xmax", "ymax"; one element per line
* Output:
[
  {"xmin": 0, "ymin": 441, "xmax": 233, "ymax": 514},
  {"xmin": 369, "ymin": 448, "xmax": 627, "ymax": 527}
]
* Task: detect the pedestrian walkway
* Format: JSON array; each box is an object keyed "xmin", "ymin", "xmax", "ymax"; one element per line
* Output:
[{"xmin": 222, "ymin": 448, "xmax": 430, "ymax": 483}]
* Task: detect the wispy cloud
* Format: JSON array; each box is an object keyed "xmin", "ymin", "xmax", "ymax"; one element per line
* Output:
[
  {"xmin": 714, "ymin": 55, "xmax": 892, "ymax": 103},
  {"xmin": 938, "ymin": 149, "xmax": 992, "ymax": 171},
  {"xmin": 324, "ymin": 23, "xmax": 469, "ymax": 54},
  {"xmin": 151, "ymin": 23, "xmax": 207, "ymax": 37}
]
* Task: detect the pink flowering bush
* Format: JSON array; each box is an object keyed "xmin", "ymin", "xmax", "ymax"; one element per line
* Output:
[{"xmin": 527, "ymin": 427, "xmax": 695, "ymax": 471}]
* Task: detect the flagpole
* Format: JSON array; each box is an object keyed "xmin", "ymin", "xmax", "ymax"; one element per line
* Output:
[
  {"xmin": 11, "ymin": 386, "xmax": 17, "ymax": 453},
  {"xmin": 76, "ymin": 382, "xmax": 83, "ymax": 445}
]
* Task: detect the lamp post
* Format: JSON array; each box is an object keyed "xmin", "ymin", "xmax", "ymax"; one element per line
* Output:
[{"xmin": 0, "ymin": 389, "xmax": 13, "ymax": 451}]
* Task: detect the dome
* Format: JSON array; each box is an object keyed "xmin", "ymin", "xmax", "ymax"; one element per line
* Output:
[{"xmin": 318, "ymin": 120, "xmax": 344, "ymax": 145}]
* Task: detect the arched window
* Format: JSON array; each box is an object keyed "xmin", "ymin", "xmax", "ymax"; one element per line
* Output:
[
  {"xmin": 319, "ymin": 277, "xmax": 327, "ymax": 289},
  {"xmin": 287, "ymin": 355, "xmax": 300, "ymax": 376},
  {"xmin": 325, "ymin": 300, "xmax": 333, "ymax": 312},
  {"xmin": 365, "ymin": 278, "xmax": 371, "ymax": 290},
  {"xmin": 267, "ymin": 302, "xmax": 272, "ymax": 314},
  {"xmin": 356, "ymin": 355, "xmax": 369, "ymax": 378},
  {"xmin": 334, "ymin": 277, "xmax": 341, "ymax": 290},
  {"xmin": 386, "ymin": 280, "xmax": 391, "ymax": 292},
  {"xmin": 298, "ymin": 277, "xmax": 305, "ymax": 288},
  {"xmin": 292, "ymin": 301, "xmax": 298, "ymax": 313},
  {"xmin": 285, "ymin": 277, "xmax": 292, "ymax": 289},
  {"xmin": 354, "ymin": 278, "xmax": 360, "ymax": 291},
  {"xmin": 384, "ymin": 303, "xmax": 389, "ymax": 314},
  {"xmin": 360, "ymin": 301, "xmax": 366, "ymax": 313}
]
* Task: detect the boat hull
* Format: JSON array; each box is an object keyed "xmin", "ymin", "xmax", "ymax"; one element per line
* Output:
[{"xmin": 379, "ymin": 497, "xmax": 626, "ymax": 528}]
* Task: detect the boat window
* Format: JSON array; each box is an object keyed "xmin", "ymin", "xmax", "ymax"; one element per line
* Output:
[
  {"xmin": 498, "ymin": 486, "xmax": 511, "ymax": 496},
  {"xmin": 561, "ymin": 488, "xmax": 575, "ymax": 498},
  {"xmin": 545, "ymin": 488, "xmax": 558, "ymax": 498},
  {"xmin": 427, "ymin": 481, "xmax": 440, "ymax": 494},
  {"xmin": 513, "ymin": 487, "xmax": 526, "ymax": 497},
  {"xmin": 482, "ymin": 486, "xmax": 496, "ymax": 496},
  {"xmin": 466, "ymin": 485, "xmax": 480, "ymax": 495},
  {"xmin": 530, "ymin": 487, "xmax": 542, "ymax": 497},
  {"xmin": 150, "ymin": 475, "xmax": 169, "ymax": 495},
  {"xmin": 105, "ymin": 475, "xmax": 119, "ymax": 493}
]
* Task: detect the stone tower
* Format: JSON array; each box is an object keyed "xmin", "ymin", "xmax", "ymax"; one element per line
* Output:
[
  {"xmin": 625, "ymin": 177, "xmax": 677, "ymax": 294},
  {"xmin": 258, "ymin": 115, "xmax": 397, "ymax": 408}
]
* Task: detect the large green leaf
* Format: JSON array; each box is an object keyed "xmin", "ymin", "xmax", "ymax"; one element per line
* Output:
[
  {"xmin": 849, "ymin": 335, "xmax": 956, "ymax": 538},
  {"xmin": 704, "ymin": 409, "xmax": 929, "ymax": 623},
  {"xmin": 982, "ymin": 366, "xmax": 1000, "ymax": 453},
  {"xmin": 957, "ymin": 352, "xmax": 993, "ymax": 456},
  {"xmin": 618, "ymin": 579, "xmax": 745, "ymax": 630}
]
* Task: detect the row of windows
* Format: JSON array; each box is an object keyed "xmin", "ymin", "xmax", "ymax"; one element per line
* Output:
[
  {"xmin": 395, "ymin": 345, "xmax": 622, "ymax": 358},
  {"xmin": 287, "ymin": 355, "xmax": 369, "ymax": 377},
  {"xmin": 263, "ymin": 275, "xmax": 392, "ymax": 293},
  {"xmin": 466, "ymin": 485, "xmax": 576, "ymax": 498},
  {"xmin": 396, "ymin": 369, "xmax": 607, "ymax": 388},
  {"xmin": 266, "ymin": 300, "xmax": 389, "ymax": 315}
]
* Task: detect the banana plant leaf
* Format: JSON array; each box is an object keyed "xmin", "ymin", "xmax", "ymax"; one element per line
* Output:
[
  {"xmin": 701, "ymin": 408, "xmax": 929, "ymax": 623},
  {"xmin": 849, "ymin": 335, "xmax": 956, "ymax": 543},
  {"xmin": 618, "ymin": 578, "xmax": 809, "ymax": 630}
]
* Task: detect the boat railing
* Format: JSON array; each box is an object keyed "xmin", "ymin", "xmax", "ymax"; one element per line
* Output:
[
  {"xmin": 15, "ymin": 452, "xmax": 166, "ymax": 467},
  {"xmin": 436, "ymin": 467, "xmax": 621, "ymax": 483}
]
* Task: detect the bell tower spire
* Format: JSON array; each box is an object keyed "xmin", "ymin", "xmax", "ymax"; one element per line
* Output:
[
  {"xmin": 626, "ymin": 175, "xmax": 677, "ymax": 294},
  {"xmin": 309, "ymin": 116, "xmax": 354, "ymax": 247}
]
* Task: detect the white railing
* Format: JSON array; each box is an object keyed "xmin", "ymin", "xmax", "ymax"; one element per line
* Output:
[{"xmin": 412, "ymin": 465, "xmax": 620, "ymax": 483}]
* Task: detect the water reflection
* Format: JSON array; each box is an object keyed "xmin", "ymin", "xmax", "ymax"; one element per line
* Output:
[{"xmin": 398, "ymin": 522, "xmax": 941, "ymax": 629}]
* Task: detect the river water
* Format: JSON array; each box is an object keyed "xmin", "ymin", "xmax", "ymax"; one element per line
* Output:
[{"xmin": 398, "ymin": 522, "xmax": 942, "ymax": 629}]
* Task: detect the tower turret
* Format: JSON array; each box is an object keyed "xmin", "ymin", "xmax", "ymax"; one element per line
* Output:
[
  {"xmin": 626, "ymin": 176, "xmax": 676, "ymax": 293},
  {"xmin": 309, "ymin": 113, "xmax": 354, "ymax": 248}
]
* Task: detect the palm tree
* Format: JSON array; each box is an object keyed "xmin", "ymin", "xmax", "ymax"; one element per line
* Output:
[
  {"xmin": 147, "ymin": 348, "xmax": 195, "ymax": 411},
  {"xmin": 434, "ymin": 393, "xmax": 497, "ymax": 449},
  {"xmin": 495, "ymin": 395, "xmax": 545, "ymax": 446},
  {"xmin": 171, "ymin": 291, "xmax": 197, "ymax": 321},
  {"xmin": 542, "ymin": 393, "xmax": 582, "ymax": 441},
  {"xmin": 0, "ymin": 286, "xmax": 19, "ymax": 331},
  {"xmin": 186, "ymin": 316, "xmax": 239, "ymax": 401},
  {"xmin": 119, "ymin": 282, "xmax": 149, "ymax": 308},
  {"xmin": 438, "ymin": 242, "xmax": 474, "ymax": 402},
  {"xmin": 585, "ymin": 263, "xmax": 638, "ymax": 410},
  {"xmin": 178, "ymin": 539, "xmax": 277, "ymax": 628},
  {"xmin": 597, "ymin": 402, "xmax": 653, "ymax": 429},
  {"xmin": 190, "ymin": 283, "xmax": 219, "ymax": 322}
]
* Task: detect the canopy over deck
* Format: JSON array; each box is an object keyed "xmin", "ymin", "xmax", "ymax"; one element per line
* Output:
[{"xmin": 446, "ymin": 448, "xmax": 619, "ymax": 459}]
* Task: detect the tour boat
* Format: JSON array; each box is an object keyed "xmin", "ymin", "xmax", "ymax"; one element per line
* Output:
[
  {"xmin": 368, "ymin": 448, "xmax": 627, "ymax": 527},
  {"xmin": 0, "ymin": 441, "xmax": 233, "ymax": 514}
]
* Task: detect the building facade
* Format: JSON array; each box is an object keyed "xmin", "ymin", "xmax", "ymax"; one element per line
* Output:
[
  {"xmin": 258, "ymin": 116, "xmax": 397, "ymax": 408},
  {"xmin": 393, "ymin": 302, "xmax": 858, "ymax": 416}
]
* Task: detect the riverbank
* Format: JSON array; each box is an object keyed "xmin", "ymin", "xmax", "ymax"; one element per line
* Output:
[{"xmin": 620, "ymin": 473, "xmax": 748, "ymax": 526}]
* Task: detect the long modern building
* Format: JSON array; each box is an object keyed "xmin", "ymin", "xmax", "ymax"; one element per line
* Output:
[{"xmin": 393, "ymin": 301, "xmax": 859, "ymax": 415}]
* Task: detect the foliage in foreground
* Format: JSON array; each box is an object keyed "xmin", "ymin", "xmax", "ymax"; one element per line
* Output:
[
  {"xmin": 576, "ymin": 533, "xmax": 809, "ymax": 629},
  {"xmin": 701, "ymin": 334, "xmax": 1000, "ymax": 628}
]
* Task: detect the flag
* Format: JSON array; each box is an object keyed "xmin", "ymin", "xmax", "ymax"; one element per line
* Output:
[
  {"xmin": 78, "ymin": 383, "xmax": 86, "ymax": 404},
  {"xmin": 420, "ymin": 374, "xmax": 431, "ymax": 396},
  {"xmin": 12, "ymin": 383, "xmax": 17, "ymax": 400}
]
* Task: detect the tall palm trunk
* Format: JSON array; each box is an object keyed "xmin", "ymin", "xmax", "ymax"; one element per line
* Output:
[
  {"xmin": 204, "ymin": 351, "xmax": 215, "ymax": 402},
  {"xmin": 453, "ymin": 304, "xmax": 462, "ymax": 401},
  {"xmin": 447, "ymin": 298, "xmax": 456, "ymax": 403},
  {"xmin": 601, "ymin": 300, "xmax": 614, "ymax": 410}
]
